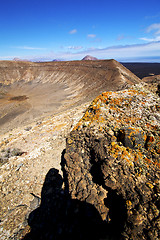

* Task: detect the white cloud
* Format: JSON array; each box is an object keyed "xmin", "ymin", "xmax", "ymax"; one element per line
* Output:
[
  {"xmin": 140, "ymin": 36, "xmax": 160, "ymax": 42},
  {"xmin": 87, "ymin": 34, "xmax": 96, "ymax": 38},
  {"xmin": 69, "ymin": 29, "xmax": 77, "ymax": 34},
  {"xmin": 13, "ymin": 46, "xmax": 46, "ymax": 50},
  {"xmin": 146, "ymin": 23, "xmax": 160, "ymax": 35},
  {"xmin": 0, "ymin": 55, "xmax": 18, "ymax": 60},
  {"xmin": 67, "ymin": 46, "xmax": 83, "ymax": 50},
  {"xmin": 2, "ymin": 42, "xmax": 160, "ymax": 62},
  {"xmin": 44, "ymin": 42, "xmax": 160, "ymax": 61},
  {"xmin": 140, "ymin": 23, "xmax": 160, "ymax": 43},
  {"xmin": 79, "ymin": 42, "xmax": 160, "ymax": 60}
]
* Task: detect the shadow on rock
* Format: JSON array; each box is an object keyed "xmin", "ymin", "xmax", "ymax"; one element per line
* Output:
[{"xmin": 23, "ymin": 166, "xmax": 108, "ymax": 240}]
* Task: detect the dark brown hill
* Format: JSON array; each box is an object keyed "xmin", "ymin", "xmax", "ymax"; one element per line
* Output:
[{"xmin": 0, "ymin": 59, "xmax": 141, "ymax": 134}]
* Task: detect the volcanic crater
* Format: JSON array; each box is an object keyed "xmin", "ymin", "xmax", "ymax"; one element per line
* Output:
[{"xmin": 0, "ymin": 59, "xmax": 141, "ymax": 134}]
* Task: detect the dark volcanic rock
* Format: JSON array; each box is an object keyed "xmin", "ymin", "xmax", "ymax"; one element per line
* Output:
[
  {"xmin": 64, "ymin": 83, "xmax": 160, "ymax": 239},
  {"xmin": 157, "ymin": 83, "xmax": 160, "ymax": 96}
]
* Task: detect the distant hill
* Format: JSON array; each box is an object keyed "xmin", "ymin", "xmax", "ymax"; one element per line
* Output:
[
  {"xmin": 13, "ymin": 57, "xmax": 30, "ymax": 62},
  {"xmin": 52, "ymin": 59, "xmax": 62, "ymax": 62},
  {"xmin": 82, "ymin": 55, "xmax": 98, "ymax": 60}
]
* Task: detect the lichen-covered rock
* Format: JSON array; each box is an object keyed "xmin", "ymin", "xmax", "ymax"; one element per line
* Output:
[{"xmin": 64, "ymin": 83, "xmax": 160, "ymax": 239}]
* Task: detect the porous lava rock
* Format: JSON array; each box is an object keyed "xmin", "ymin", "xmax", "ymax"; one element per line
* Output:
[{"xmin": 64, "ymin": 83, "xmax": 160, "ymax": 239}]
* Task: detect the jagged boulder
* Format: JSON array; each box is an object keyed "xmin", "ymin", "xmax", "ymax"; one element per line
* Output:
[{"xmin": 64, "ymin": 83, "xmax": 160, "ymax": 239}]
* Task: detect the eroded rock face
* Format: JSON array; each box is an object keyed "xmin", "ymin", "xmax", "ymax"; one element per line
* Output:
[{"xmin": 64, "ymin": 83, "xmax": 160, "ymax": 239}]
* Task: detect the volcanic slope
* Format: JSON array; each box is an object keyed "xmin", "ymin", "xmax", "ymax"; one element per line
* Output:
[{"xmin": 0, "ymin": 59, "xmax": 141, "ymax": 134}]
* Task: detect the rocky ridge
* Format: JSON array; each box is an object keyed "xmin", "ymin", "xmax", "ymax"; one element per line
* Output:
[{"xmin": 64, "ymin": 83, "xmax": 160, "ymax": 239}]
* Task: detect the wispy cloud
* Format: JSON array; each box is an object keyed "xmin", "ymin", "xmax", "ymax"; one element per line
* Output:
[
  {"xmin": 87, "ymin": 34, "xmax": 101, "ymax": 43},
  {"xmin": 0, "ymin": 55, "xmax": 19, "ymax": 60},
  {"xmin": 2, "ymin": 42, "xmax": 160, "ymax": 62},
  {"xmin": 140, "ymin": 23, "xmax": 160, "ymax": 43},
  {"xmin": 79, "ymin": 42, "xmax": 160, "ymax": 60},
  {"xmin": 87, "ymin": 34, "xmax": 96, "ymax": 38},
  {"xmin": 69, "ymin": 29, "xmax": 77, "ymax": 34},
  {"xmin": 29, "ymin": 41, "xmax": 160, "ymax": 62},
  {"xmin": 116, "ymin": 35, "xmax": 125, "ymax": 41},
  {"xmin": 140, "ymin": 36, "xmax": 160, "ymax": 42},
  {"xmin": 67, "ymin": 46, "xmax": 83, "ymax": 50},
  {"xmin": 145, "ymin": 13, "xmax": 160, "ymax": 19},
  {"xmin": 146, "ymin": 23, "xmax": 160, "ymax": 35},
  {"xmin": 13, "ymin": 46, "xmax": 46, "ymax": 50}
]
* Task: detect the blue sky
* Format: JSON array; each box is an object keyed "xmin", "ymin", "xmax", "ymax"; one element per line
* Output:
[{"xmin": 0, "ymin": 0, "xmax": 160, "ymax": 62}]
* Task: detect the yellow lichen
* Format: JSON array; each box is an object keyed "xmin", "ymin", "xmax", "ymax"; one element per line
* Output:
[
  {"xmin": 146, "ymin": 182, "xmax": 154, "ymax": 189},
  {"xmin": 67, "ymin": 138, "xmax": 73, "ymax": 144}
]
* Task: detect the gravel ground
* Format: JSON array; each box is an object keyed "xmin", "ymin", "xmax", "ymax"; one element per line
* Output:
[{"xmin": 0, "ymin": 102, "xmax": 89, "ymax": 239}]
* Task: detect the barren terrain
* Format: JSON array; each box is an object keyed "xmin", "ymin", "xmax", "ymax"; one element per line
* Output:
[{"xmin": 0, "ymin": 60, "xmax": 159, "ymax": 239}]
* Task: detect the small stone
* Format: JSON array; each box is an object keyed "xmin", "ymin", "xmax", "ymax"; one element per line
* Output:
[
  {"xmin": 24, "ymin": 126, "xmax": 32, "ymax": 131},
  {"xmin": 108, "ymin": 129, "xmax": 114, "ymax": 136},
  {"xmin": 86, "ymin": 194, "xmax": 96, "ymax": 204},
  {"xmin": 16, "ymin": 163, "xmax": 23, "ymax": 171}
]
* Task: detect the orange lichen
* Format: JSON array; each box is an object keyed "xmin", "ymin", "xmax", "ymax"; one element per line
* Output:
[
  {"xmin": 147, "ymin": 136, "xmax": 155, "ymax": 143},
  {"xmin": 145, "ymin": 158, "xmax": 152, "ymax": 164},
  {"xmin": 155, "ymin": 162, "xmax": 160, "ymax": 168},
  {"xmin": 72, "ymin": 89, "xmax": 159, "ymax": 170},
  {"xmin": 146, "ymin": 182, "xmax": 154, "ymax": 189},
  {"xmin": 126, "ymin": 200, "xmax": 132, "ymax": 209},
  {"xmin": 109, "ymin": 141, "xmax": 134, "ymax": 167},
  {"xmin": 134, "ymin": 154, "xmax": 139, "ymax": 162},
  {"xmin": 99, "ymin": 126, "xmax": 103, "ymax": 132}
]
